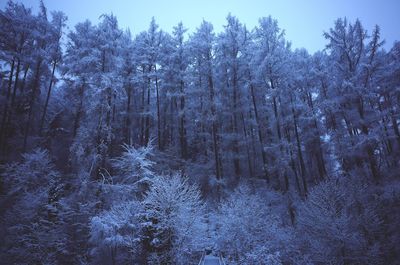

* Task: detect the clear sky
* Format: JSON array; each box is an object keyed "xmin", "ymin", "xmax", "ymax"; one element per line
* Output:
[{"xmin": 1, "ymin": 0, "xmax": 399, "ymax": 53}]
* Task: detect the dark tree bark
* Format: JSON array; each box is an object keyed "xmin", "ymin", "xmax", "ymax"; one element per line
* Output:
[
  {"xmin": 73, "ymin": 84, "xmax": 85, "ymax": 138},
  {"xmin": 290, "ymin": 92, "xmax": 308, "ymax": 195},
  {"xmin": 0, "ymin": 58, "xmax": 15, "ymax": 153},
  {"xmin": 208, "ymin": 64, "xmax": 222, "ymax": 180},
  {"xmin": 179, "ymin": 79, "xmax": 188, "ymax": 159},
  {"xmin": 155, "ymin": 64, "xmax": 162, "ymax": 150},
  {"xmin": 23, "ymin": 59, "xmax": 42, "ymax": 152},
  {"xmin": 248, "ymin": 72, "xmax": 270, "ymax": 183},
  {"xmin": 39, "ymin": 60, "xmax": 57, "ymax": 135}
]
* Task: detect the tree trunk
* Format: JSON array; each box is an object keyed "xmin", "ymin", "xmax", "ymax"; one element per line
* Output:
[
  {"xmin": 144, "ymin": 66, "xmax": 151, "ymax": 146},
  {"xmin": 0, "ymin": 58, "xmax": 15, "ymax": 153},
  {"xmin": 125, "ymin": 84, "xmax": 132, "ymax": 144},
  {"xmin": 39, "ymin": 60, "xmax": 57, "ymax": 135},
  {"xmin": 144, "ymin": 73, "xmax": 151, "ymax": 146},
  {"xmin": 232, "ymin": 66, "xmax": 241, "ymax": 177},
  {"xmin": 2, "ymin": 58, "xmax": 22, "ymax": 153},
  {"xmin": 23, "ymin": 59, "xmax": 42, "ymax": 152},
  {"xmin": 392, "ymin": 114, "xmax": 400, "ymax": 146},
  {"xmin": 290, "ymin": 93, "xmax": 308, "ymax": 195},
  {"xmin": 179, "ymin": 80, "xmax": 187, "ymax": 159},
  {"xmin": 285, "ymin": 125, "xmax": 303, "ymax": 195},
  {"xmin": 241, "ymin": 112, "xmax": 253, "ymax": 178},
  {"xmin": 20, "ymin": 64, "xmax": 30, "ymax": 94},
  {"xmin": 249, "ymin": 76, "xmax": 269, "ymax": 183},
  {"xmin": 11, "ymin": 58, "xmax": 21, "ymax": 107},
  {"xmin": 208, "ymin": 67, "xmax": 221, "ymax": 179},
  {"xmin": 308, "ymin": 92, "xmax": 327, "ymax": 180},
  {"xmin": 155, "ymin": 65, "xmax": 162, "ymax": 150},
  {"xmin": 270, "ymin": 79, "xmax": 284, "ymax": 189},
  {"xmin": 73, "ymin": 84, "xmax": 85, "ymax": 138}
]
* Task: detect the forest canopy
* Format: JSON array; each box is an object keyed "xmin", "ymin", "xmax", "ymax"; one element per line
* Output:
[{"xmin": 0, "ymin": 1, "xmax": 399, "ymax": 264}]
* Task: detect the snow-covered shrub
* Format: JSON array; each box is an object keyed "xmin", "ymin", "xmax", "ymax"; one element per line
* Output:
[
  {"xmin": 379, "ymin": 179, "xmax": 400, "ymax": 262},
  {"xmin": 1, "ymin": 149, "xmax": 63, "ymax": 264},
  {"xmin": 90, "ymin": 201, "xmax": 143, "ymax": 264},
  {"xmin": 3, "ymin": 148, "xmax": 59, "ymax": 193},
  {"xmin": 111, "ymin": 143, "xmax": 155, "ymax": 184},
  {"xmin": 143, "ymin": 174, "xmax": 205, "ymax": 265},
  {"xmin": 240, "ymin": 247, "xmax": 283, "ymax": 265},
  {"xmin": 89, "ymin": 174, "xmax": 204, "ymax": 265},
  {"xmin": 217, "ymin": 185, "xmax": 292, "ymax": 265},
  {"xmin": 297, "ymin": 176, "xmax": 384, "ymax": 265}
]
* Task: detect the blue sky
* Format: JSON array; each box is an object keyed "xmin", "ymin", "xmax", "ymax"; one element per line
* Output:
[{"xmin": 1, "ymin": 0, "xmax": 399, "ymax": 53}]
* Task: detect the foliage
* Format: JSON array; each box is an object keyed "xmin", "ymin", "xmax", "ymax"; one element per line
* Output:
[{"xmin": 144, "ymin": 174, "xmax": 205, "ymax": 264}]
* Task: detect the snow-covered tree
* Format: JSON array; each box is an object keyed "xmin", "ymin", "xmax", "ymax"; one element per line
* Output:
[
  {"xmin": 0, "ymin": 149, "xmax": 65, "ymax": 264},
  {"xmin": 111, "ymin": 143, "xmax": 155, "ymax": 184},
  {"xmin": 143, "ymin": 174, "xmax": 205, "ymax": 264},
  {"xmin": 297, "ymin": 176, "xmax": 384, "ymax": 264},
  {"xmin": 90, "ymin": 201, "xmax": 143, "ymax": 265},
  {"xmin": 217, "ymin": 185, "xmax": 291, "ymax": 265}
]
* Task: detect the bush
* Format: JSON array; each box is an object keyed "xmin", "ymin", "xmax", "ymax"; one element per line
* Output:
[
  {"xmin": 0, "ymin": 148, "xmax": 63, "ymax": 265},
  {"xmin": 143, "ymin": 174, "xmax": 205, "ymax": 264},
  {"xmin": 296, "ymin": 176, "xmax": 383, "ymax": 265},
  {"xmin": 217, "ymin": 185, "xmax": 292, "ymax": 265}
]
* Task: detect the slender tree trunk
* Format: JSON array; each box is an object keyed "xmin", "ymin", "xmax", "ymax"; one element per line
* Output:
[
  {"xmin": 392, "ymin": 114, "xmax": 400, "ymax": 146},
  {"xmin": 73, "ymin": 84, "xmax": 85, "ymax": 138},
  {"xmin": 208, "ymin": 66, "xmax": 221, "ymax": 179},
  {"xmin": 168, "ymin": 97, "xmax": 174, "ymax": 147},
  {"xmin": 23, "ymin": 59, "xmax": 42, "ymax": 152},
  {"xmin": 270, "ymin": 79, "xmax": 284, "ymax": 189},
  {"xmin": 248, "ymin": 109, "xmax": 258, "ymax": 176},
  {"xmin": 11, "ymin": 58, "xmax": 21, "ymax": 107},
  {"xmin": 249, "ymin": 77, "xmax": 269, "ymax": 183},
  {"xmin": 231, "ymin": 66, "xmax": 241, "ymax": 177},
  {"xmin": 307, "ymin": 92, "xmax": 327, "ymax": 180},
  {"xmin": 377, "ymin": 102, "xmax": 393, "ymax": 157},
  {"xmin": 102, "ymin": 86, "xmax": 113, "ymax": 170},
  {"xmin": 285, "ymin": 125, "xmax": 303, "ymax": 195},
  {"xmin": 290, "ymin": 93, "xmax": 308, "ymax": 195},
  {"xmin": 179, "ymin": 80, "xmax": 187, "ymax": 159},
  {"xmin": 291, "ymin": 149, "xmax": 302, "ymax": 195},
  {"xmin": 112, "ymin": 91, "xmax": 116, "ymax": 123},
  {"xmin": 20, "ymin": 64, "xmax": 29, "ymax": 94},
  {"xmin": 144, "ymin": 73, "xmax": 151, "ymax": 146},
  {"xmin": 241, "ymin": 112, "xmax": 253, "ymax": 178},
  {"xmin": 272, "ymin": 96, "xmax": 282, "ymax": 139},
  {"xmin": 139, "ymin": 68, "xmax": 144, "ymax": 144},
  {"xmin": 357, "ymin": 96, "xmax": 379, "ymax": 180},
  {"xmin": 125, "ymin": 85, "xmax": 132, "ymax": 144},
  {"xmin": 0, "ymin": 58, "xmax": 15, "ymax": 153},
  {"xmin": 140, "ymin": 70, "xmax": 146, "ymax": 145},
  {"xmin": 155, "ymin": 65, "xmax": 162, "ymax": 150},
  {"xmin": 278, "ymin": 95, "xmax": 290, "ymax": 192},
  {"xmin": 39, "ymin": 60, "xmax": 57, "ymax": 135},
  {"xmin": 199, "ymin": 70, "xmax": 208, "ymax": 157},
  {"xmin": 2, "ymin": 58, "xmax": 22, "ymax": 153}
]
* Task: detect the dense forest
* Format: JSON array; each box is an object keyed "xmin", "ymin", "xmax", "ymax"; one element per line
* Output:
[{"xmin": 0, "ymin": 1, "xmax": 399, "ymax": 264}]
